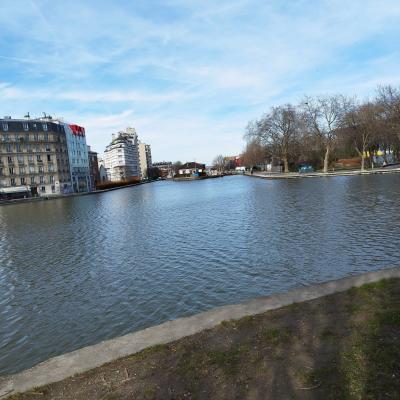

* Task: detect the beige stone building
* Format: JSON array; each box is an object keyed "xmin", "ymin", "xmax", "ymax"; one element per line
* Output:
[
  {"xmin": 0, "ymin": 117, "xmax": 72, "ymax": 199},
  {"xmin": 138, "ymin": 141, "xmax": 152, "ymax": 179}
]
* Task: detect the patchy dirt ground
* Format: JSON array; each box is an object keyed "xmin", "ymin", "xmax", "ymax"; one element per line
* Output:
[{"xmin": 6, "ymin": 278, "xmax": 400, "ymax": 400}]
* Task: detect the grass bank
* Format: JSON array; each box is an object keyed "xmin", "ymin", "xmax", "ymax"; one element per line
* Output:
[{"xmin": 7, "ymin": 278, "xmax": 400, "ymax": 399}]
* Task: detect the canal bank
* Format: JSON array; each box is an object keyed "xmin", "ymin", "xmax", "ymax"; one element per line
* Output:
[
  {"xmin": 0, "ymin": 180, "xmax": 153, "ymax": 207},
  {"xmin": 1, "ymin": 174, "xmax": 400, "ymax": 378},
  {"xmin": 172, "ymin": 175, "xmax": 223, "ymax": 181},
  {"xmin": 1, "ymin": 267, "xmax": 399, "ymax": 399},
  {"xmin": 248, "ymin": 167, "xmax": 400, "ymax": 180}
]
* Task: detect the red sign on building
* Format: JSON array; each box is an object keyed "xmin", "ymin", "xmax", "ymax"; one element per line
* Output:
[{"xmin": 69, "ymin": 124, "xmax": 86, "ymax": 136}]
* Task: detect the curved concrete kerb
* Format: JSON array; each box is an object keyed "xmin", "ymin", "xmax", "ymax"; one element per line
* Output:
[{"xmin": 1, "ymin": 267, "xmax": 400, "ymax": 398}]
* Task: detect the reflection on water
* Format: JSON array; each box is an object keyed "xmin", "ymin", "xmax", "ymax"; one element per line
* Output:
[{"xmin": 0, "ymin": 175, "xmax": 400, "ymax": 375}]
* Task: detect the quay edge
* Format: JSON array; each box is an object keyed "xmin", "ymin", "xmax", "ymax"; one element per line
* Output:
[
  {"xmin": 247, "ymin": 167, "xmax": 400, "ymax": 179},
  {"xmin": 1, "ymin": 266, "xmax": 400, "ymax": 398}
]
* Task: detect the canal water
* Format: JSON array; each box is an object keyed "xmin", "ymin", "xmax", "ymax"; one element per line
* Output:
[{"xmin": 0, "ymin": 174, "xmax": 400, "ymax": 375}]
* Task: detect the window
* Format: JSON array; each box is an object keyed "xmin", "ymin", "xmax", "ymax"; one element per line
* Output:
[
  {"xmin": 28, "ymin": 155, "xmax": 34, "ymax": 163},
  {"xmin": 47, "ymin": 154, "xmax": 51, "ymax": 162},
  {"xmin": 2, "ymin": 123, "xmax": 8, "ymax": 131},
  {"xmin": 10, "ymin": 178, "xmax": 15, "ymax": 186},
  {"xmin": 17, "ymin": 155, "xmax": 24, "ymax": 163},
  {"xmin": 29, "ymin": 165, "xmax": 35, "ymax": 173},
  {"xmin": 49, "ymin": 176, "xmax": 54, "ymax": 183},
  {"xmin": 9, "ymin": 167, "xmax": 14, "ymax": 174},
  {"xmin": 46, "ymin": 145, "xmax": 51, "ymax": 152},
  {"xmin": 16, "ymin": 144, "xmax": 22, "ymax": 153},
  {"xmin": 51, "ymin": 185, "xmax": 56, "ymax": 193},
  {"xmin": 34, "ymin": 134, "xmax": 38, "ymax": 141},
  {"xmin": 41, "ymin": 186, "xmax": 46, "ymax": 193},
  {"xmin": 44, "ymin": 133, "xmax": 48, "ymax": 141},
  {"xmin": 6, "ymin": 144, "xmax": 12, "ymax": 153},
  {"xmin": 48, "ymin": 164, "xmax": 54, "ymax": 172},
  {"xmin": 39, "ymin": 166, "xmax": 44, "ymax": 173},
  {"xmin": 7, "ymin": 156, "xmax": 13, "ymax": 164},
  {"xmin": 23, "ymin": 122, "xmax": 29, "ymax": 131},
  {"xmin": 26, "ymin": 144, "xmax": 31, "ymax": 152},
  {"xmin": 19, "ymin": 167, "xmax": 25, "ymax": 174},
  {"xmin": 40, "ymin": 176, "xmax": 45, "ymax": 184},
  {"xmin": 37, "ymin": 155, "xmax": 42, "ymax": 162},
  {"xmin": 3, "ymin": 134, "xmax": 9, "ymax": 142},
  {"xmin": 25, "ymin": 134, "xmax": 30, "ymax": 142},
  {"xmin": 42, "ymin": 123, "xmax": 48, "ymax": 131},
  {"xmin": 30, "ymin": 177, "xmax": 35, "ymax": 184},
  {"xmin": 20, "ymin": 177, "xmax": 25, "ymax": 185}
]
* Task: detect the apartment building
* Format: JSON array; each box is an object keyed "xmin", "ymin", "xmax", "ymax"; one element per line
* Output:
[
  {"xmin": 103, "ymin": 127, "xmax": 141, "ymax": 181},
  {"xmin": 0, "ymin": 117, "xmax": 72, "ymax": 198},
  {"xmin": 64, "ymin": 124, "xmax": 91, "ymax": 193},
  {"xmin": 138, "ymin": 141, "xmax": 152, "ymax": 179},
  {"xmin": 87, "ymin": 146, "xmax": 100, "ymax": 190}
]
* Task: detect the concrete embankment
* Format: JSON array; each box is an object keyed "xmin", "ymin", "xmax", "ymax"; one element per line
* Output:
[
  {"xmin": 1, "ymin": 267, "xmax": 399, "ymax": 399},
  {"xmin": 172, "ymin": 175, "xmax": 224, "ymax": 181},
  {"xmin": 0, "ymin": 181, "xmax": 153, "ymax": 207},
  {"xmin": 248, "ymin": 167, "xmax": 400, "ymax": 180}
]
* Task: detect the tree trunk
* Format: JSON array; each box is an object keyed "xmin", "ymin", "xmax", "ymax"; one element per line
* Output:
[
  {"xmin": 323, "ymin": 146, "xmax": 330, "ymax": 173},
  {"xmin": 361, "ymin": 155, "xmax": 365, "ymax": 171},
  {"xmin": 283, "ymin": 157, "xmax": 289, "ymax": 173}
]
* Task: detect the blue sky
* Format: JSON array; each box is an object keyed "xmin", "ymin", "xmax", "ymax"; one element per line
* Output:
[{"xmin": 0, "ymin": 0, "xmax": 399, "ymax": 164}]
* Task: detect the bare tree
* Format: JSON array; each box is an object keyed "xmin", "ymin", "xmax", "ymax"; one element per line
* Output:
[
  {"xmin": 377, "ymin": 85, "xmax": 400, "ymax": 134},
  {"xmin": 241, "ymin": 140, "xmax": 266, "ymax": 172},
  {"xmin": 301, "ymin": 95, "xmax": 353, "ymax": 173},
  {"xmin": 343, "ymin": 102, "xmax": 380, "ymax": 171},
  {"xmin": 212, "ymin": 154, "xmax": 225, "ymax": 172},
  {"xmin": 262, "ymin": 105, "xmax": 299, "ymax": 172}
]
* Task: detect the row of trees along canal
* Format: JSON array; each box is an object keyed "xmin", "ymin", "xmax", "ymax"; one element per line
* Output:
[{"xmin": 239, "ymin": 85, "xmax": 400, "ymax": 173}]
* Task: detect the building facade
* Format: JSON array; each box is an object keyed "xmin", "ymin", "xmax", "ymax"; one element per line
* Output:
[
  {"xmin": 138, "ymin": 142, "xmax": 152, "ymax": 179},
  {"xmin": 0, "ymin": 117, "xmax": 72, "ymax": 198},
  {"xmin": 103, "ymin": 127, "xmax": 141, "ymax": 181},
  {"xmin": 64, "ymin": 124, "xmax": 91, "ymax": 193},
  {"xmin": 178, "ymin": 162, "xmax": 206, "ymax": 176},
  {"xmin": 87, "ymin": 146, "xmax": 100, "ymax": 190},
  {"xmin": 152, "ymin": 161, "xmax": 173, "ymax": 178}
]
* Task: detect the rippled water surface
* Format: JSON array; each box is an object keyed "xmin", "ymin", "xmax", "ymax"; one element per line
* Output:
[{"xmin": 1, "ymin": 175, "xmax": 400, "ymax": 374}]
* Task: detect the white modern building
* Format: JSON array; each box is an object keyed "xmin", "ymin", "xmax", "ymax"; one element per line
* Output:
[
  {"xmin": 138, "ymin": 141, "xmax": 152, "ymax": 179},
  {"xmin": 103, "ymin": 127, "xmax": 141, "ymax": 181}
]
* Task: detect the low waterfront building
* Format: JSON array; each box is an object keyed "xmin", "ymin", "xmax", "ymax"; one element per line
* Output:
[
  {"xmin": 178, "ymin": 162, "xmax": 206, "ymax": 176},
  {"xmin": 0, "ymin": 116, "xmax": 72, "ymax": 198},
  {"xmin": 98, "ymin": 164, "xmax": 108, "ymax": 183},
  {"xmin": 138, "ymin": 141, "xmax": 152, "ymax": 179},
  {"xmin": 97, "ymin": 157, "xmax": 108, "ymax": 183},
  {"xmin": 103, "ymin": 128, "xmax": 141, "ymax": 182},
  {"xmin": 152, "ymin": 161, "xmax": 173, "ymax": 178}
]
